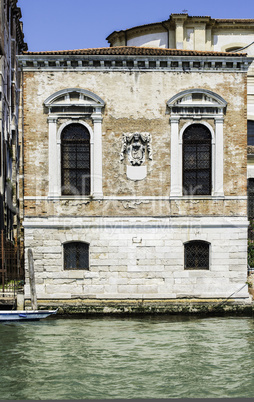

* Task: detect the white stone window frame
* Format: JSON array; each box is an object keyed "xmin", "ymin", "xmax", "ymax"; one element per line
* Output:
[
  {"xmin": 167, "ymin": 89, "xmax": 227, "ymax": 198},
  {"xmin": 44, "ymin": 88, "xmax": 105, "ymax": 199}
]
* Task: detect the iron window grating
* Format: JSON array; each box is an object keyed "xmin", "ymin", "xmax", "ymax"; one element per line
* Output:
[
  {"xmin": 61, "ymin": 123, "xmax": 90, "ymax": 195},
  {"xmin": 248, "ymin": 120, "xmax": 254, "ymax": 146},
  {"xmin": 248, "ymin": 178, "xmax": 254, "ymax": 219},
  {"xmin": 64, "ymin": 242, "xmax": 89, "ymax": 270},
  {"xmin": 183, "ymin": 124, "xmax": 212, "ymax": 195},
  {"xmin": 184, "ymin": 240, "xmax": 210, "ymax": 270}
]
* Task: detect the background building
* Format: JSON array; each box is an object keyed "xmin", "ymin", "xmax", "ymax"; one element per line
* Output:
[
  {"xmin": 107, "ymin": 14, "xmax": 254, "ymax": 152},
  {"xmin": 0, "ymin": 0, "xmax": 27, "ymax": 297}
]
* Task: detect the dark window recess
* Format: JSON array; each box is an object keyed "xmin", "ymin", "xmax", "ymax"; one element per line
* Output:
[
  {"xmin": 182, "ymin": 62, "xmax": 190, "ymax": 70},
  {"xmin": 160, "ymin": 61, "xmax": 167, "ymax": 68},
  {"xmin": 192, "ymin": 93, "xmax": 202, "ymax": 101},
  {"xmin": 204, "ymin": 62, "xmax": 211, "ymax": 68},
  {"xmin": 64, "ymin": 242, "xmax": 89, "ymax": 270},
  {"xmin": 183, "ymin": 124, "xmax": 212, "ymax": 195},
  {"xmin": 185, "ymin": 241, "xmax": 210, "ymax": 270},
  {"xmin": 248, "ymin": 120, "xmax": 254, "ymax": 146},
  {"xmin": 193, "ymin": 62, "xmax": 201, "ymax": 68},
  {"xmin": 226, "ymin": 62, "xmax": 233, "ymax": 68},
  {"xmin": 149, "ymin": 61, "xmax": 156, "ymax": 68},
  {"xmin": 127, "ymin": 61, "xmax": 134, "ymax": 67},
  {"xmin": 61, "ymin": 123, "xmax": 90, "ymax": 195},
  {"xmin": 226, "ymin": 47, "xmax": 242, "ymax": 52},
  {"xmin": 248, "ymin": 178, "xmax": 254, "ymax": 219},
  {"xmin": 93, "ymin": 60, "xmax": 100, "ymax": 67}
]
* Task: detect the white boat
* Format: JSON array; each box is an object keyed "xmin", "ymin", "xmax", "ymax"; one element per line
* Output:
[{"xmin": 0, "ymin": 309, "xmax": 58, "ymax": 321}]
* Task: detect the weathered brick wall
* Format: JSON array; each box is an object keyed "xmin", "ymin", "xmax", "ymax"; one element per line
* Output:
[{"xmin": 22, "ymin": 69, "xmax": 247, "ymax": 217}]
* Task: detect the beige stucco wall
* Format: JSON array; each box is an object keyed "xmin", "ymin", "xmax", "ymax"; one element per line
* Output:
[{"xmin": 22, "ymin": 68, "xmax": 247, "ymax": 218}]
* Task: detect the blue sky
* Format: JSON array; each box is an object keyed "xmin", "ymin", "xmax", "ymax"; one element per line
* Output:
[{"xmin": 17, "ymin": 0, "xmax": 254, "ymax": 51}]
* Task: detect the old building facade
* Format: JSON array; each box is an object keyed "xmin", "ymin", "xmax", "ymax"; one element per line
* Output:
[{"xmin": 17, "ymin": 13, "xmax": 254, "ymax": 304}]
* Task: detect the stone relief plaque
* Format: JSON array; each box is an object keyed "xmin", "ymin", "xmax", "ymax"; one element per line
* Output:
[{"xmin": 120, "ymin": 132, "xmax": 152, "ymax": 180}]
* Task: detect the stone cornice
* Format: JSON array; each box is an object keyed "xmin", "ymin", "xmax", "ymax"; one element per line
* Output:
[{"xmin": 17, "ymin": 53, "xmax": 253, "ymax": 73}]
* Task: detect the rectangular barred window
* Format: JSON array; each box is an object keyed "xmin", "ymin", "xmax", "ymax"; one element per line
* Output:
[
  {"xmin": 64, "ymin": 242, "xmax": 89, "ymax": 270},
  {"xmin": 185, "ymin": 241, "xmax": 210, "ymax": 270}
]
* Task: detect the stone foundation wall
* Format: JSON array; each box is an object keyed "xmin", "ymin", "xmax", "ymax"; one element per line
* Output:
[{"xmin": 23, "ymin": 216, "xmax": 250, "ymax": 300}]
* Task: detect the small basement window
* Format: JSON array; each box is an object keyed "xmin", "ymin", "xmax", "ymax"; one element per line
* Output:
[
  {"xmin": 64, "ymin": 242, "xmax": 89, "ymax": 270},
  {"xmin": 184, "ymin": 240, "xmax": 210, "ymax": 270}
]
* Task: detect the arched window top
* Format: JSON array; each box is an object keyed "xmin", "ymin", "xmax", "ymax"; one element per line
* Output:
[
  {"xmin": 167, "ymin": 89, "xmax": 227, "ymax": 108},
  {"xmin": 226, "ymin": 47, "xmax": 242, "ymax": 52},
  {"xmin": 62, "ymin": 240, "xmax": 89, "ymax": 246},
  {"xmin": 184, "ymin": 239, "xmax": 210, "ymax": 246},
  {"xmin": 183, "ymin": 123, "xmax": 211, "ymax": 142},
  {"xmin": 61, "ymin": 123, "xmax": 90, "ymax": 141},
  {"xmin": 44, "ymin": 88, "xmax": 105, "ymax": 108},
  {"xmin": 221, "ymin": 42, "xmax": 247, "ymax": 53}
]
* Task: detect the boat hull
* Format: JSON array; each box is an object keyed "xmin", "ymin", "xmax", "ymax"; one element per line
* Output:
[{"xmin": 0, "ymin": 309, "xmax": 58, "ymax": 321}]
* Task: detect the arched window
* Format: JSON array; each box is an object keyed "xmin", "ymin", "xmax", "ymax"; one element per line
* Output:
[
  {"xmin": 61, "ymin": 123, "xmax": 90, "ymax": 195},
  {"xmin": 63, "ymin": 242, "xmax": 89, "ymax": 270},
  {"xmin": 184, "ymin": 240, "xmax": 210, "ymax": 270},
  {"xmin": 225, "ymin": 47, "xmax": 242, "ymax": 52},
  {"xmin": 183, "ymin": 124, "xmax": 212, "ymax": 195}
]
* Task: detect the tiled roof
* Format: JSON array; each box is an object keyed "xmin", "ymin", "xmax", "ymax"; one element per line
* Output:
[
  {"xmin": 23, "ymin": 46, "xmax": 246, "ymax": 57},
  {"xmin": 215, "ymin": 18, "xmax": 254, "ymax": 22}
]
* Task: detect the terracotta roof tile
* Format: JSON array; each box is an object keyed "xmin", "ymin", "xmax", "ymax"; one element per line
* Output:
[
  {"xmin": 23, "ymin": 46, "xmax": 246, "ymax": 57},
  {"xmin": 215, "ymin": 18, "xmax": 254, "ymax": 22}
]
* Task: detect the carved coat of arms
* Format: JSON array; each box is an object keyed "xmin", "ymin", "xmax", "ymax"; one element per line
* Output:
[{"xmin": 120, "ymin": 132, "xmax": 152, "ymax": 166}]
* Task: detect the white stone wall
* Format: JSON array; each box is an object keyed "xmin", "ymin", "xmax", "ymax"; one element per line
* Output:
[
  {"xmin": 127, "ymin": 32, "xmax": 168, "ymax": 48},
  {"xmin": 213, "ymin": 33, "xmax": 254, "ymax": 54},
  {"xmin": 23, "ymin": 216, "xmax": 250, "ymax": 300}
]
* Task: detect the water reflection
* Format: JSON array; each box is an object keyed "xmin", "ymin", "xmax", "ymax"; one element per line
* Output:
[{"xmin": 0, "ymin": 316, "xmax": 253, "ymax": 399}]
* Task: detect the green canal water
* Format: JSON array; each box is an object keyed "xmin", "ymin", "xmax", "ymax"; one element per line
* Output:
[{"xmin": 0, "ymin": 315, "xmax": 254, "ymax": 399}]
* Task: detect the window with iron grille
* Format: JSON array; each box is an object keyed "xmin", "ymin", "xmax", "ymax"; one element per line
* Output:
[
  {"xmin": 248, "ymin": 178, "xmax": 254, "ymax": 219},
  {"xmin": 61, "ymin": 123, "xmax": 90, "ymax": 195},
  {"xmin": 63, "ymin": 242, "xmax": 89, "ymax": 270},
  {"xmin": 183, "ymin": 124, "xmax": 212, "ymax": 195},
  {"xmin": 248, "ymin": 120, "xmax": 254, "ymax": 146},
  {"xmin": 184, "ymin": 240, "xmax": 210, "ymax": 270}
]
